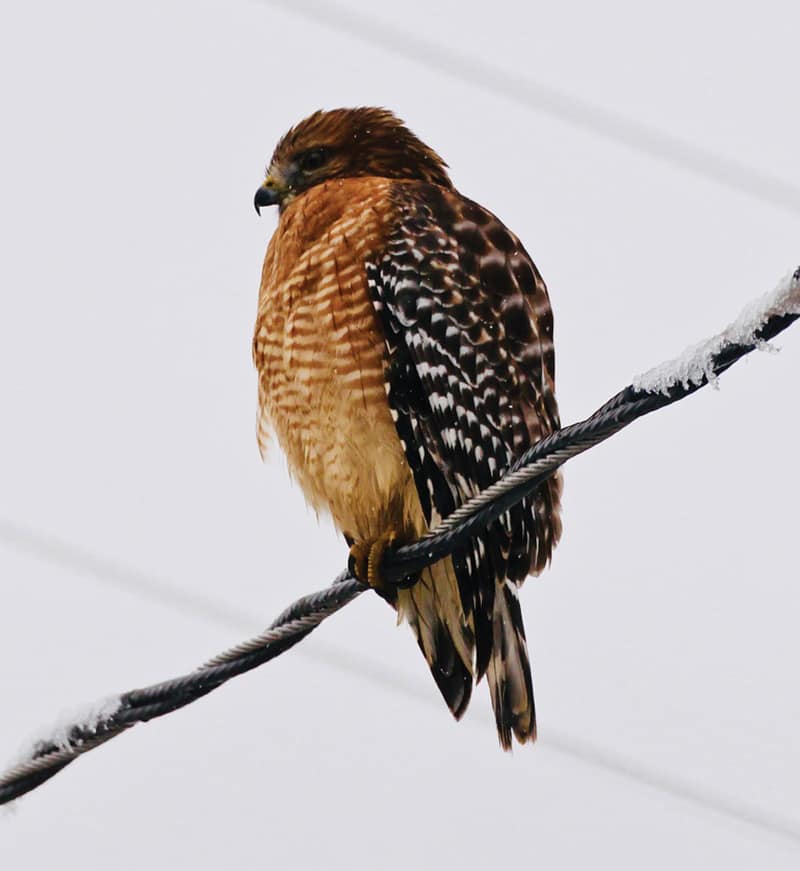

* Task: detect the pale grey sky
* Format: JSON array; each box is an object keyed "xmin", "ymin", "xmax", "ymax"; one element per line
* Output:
[{"xmin": 1, "ymin": 0, "xmax": 799, "ymax": 867}]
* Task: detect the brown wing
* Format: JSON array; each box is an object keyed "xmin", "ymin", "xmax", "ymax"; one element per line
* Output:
[{"xmin": 366, "ymin": 181, "xmax": 562, "ymax": 745}]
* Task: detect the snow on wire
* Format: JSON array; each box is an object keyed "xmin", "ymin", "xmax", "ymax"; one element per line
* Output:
[{"xmin": 1, "ymin": 266, "xmax": 798, "ymax": 808}]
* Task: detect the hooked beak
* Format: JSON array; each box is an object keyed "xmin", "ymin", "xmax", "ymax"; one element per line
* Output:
[{"xmin": 254, "ymin": 177, "xmax": 283, "ymax": 214}]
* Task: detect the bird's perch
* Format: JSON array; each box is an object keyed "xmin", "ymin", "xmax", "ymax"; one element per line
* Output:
[{"xmin": 1, "ymin": 266, "xmax": 798, "ymax": 807}]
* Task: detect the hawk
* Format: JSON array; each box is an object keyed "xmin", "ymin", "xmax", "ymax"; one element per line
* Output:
[{"xmin": 253, "ymin": 108, "xmax": 562, "ymax": 748}]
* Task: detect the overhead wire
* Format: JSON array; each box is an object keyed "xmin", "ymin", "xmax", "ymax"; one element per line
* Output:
[
  {"xmin": 2, "ymin": 277, "xmax": 797, "ymax": 821},
  {"xmin": 4, "ymin": 510, "xmax": 800, "ymax": 843},
  {"xmin": 261, "ymin": 0, "xmax": 800, "ymax": 215}
]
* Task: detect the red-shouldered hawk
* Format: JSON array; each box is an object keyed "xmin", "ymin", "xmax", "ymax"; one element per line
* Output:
[{"xmin": 253, "ymin": 108, "xmax": 562, "ymax": 749}]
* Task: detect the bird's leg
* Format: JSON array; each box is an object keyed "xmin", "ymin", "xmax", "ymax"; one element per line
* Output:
[{"xmin": 348, "ymin": 530, "xmax": 401, "ymax": 593}]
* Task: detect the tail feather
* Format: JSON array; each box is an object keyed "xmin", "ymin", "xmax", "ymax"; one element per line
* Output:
[
  {"xmin": 485, "ymin": 581, "xmax": 536, "ymax": 749},
  {"xmin": 397, "ymin": 560, "xmax": 474, "ymax": 720},
  {"xmin": 397, "ymin": 557, "xmax": 535, "ymax": 748},
  {"xmin": 426, "ymin": 619, "xmax": 473, "ymax": 719}
]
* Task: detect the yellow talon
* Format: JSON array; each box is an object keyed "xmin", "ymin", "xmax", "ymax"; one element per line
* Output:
[{"xmin": 348, "ymin": 531, "xmax": 400, "ymax": 592}]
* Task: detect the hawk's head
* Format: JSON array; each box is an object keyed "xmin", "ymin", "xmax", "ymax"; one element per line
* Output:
[{"xmin": 254, "ymin": 107, "xmax": 453, "ymax": 213}]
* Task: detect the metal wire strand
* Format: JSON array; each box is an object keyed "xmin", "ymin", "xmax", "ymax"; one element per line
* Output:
[{"xmin": 1, "ymin": 290, "xmax": 797, "ymax": 808}]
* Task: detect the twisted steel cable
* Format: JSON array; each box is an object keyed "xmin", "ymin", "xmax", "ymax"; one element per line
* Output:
[{"xmin": 1, "ymin": 270, "xmax": 797, "ymax": 807}]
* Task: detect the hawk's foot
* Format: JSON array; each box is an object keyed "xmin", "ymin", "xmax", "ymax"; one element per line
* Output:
[{"xmin": 348, "ymin": 531, "xmax": 400, "ymax": 593}]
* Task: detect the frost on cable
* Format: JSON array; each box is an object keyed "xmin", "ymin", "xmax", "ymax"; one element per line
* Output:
[
  {"xmin": 634, "ymin": 268, "xmax": 800, "ymax": 395},
  {"xmin": 12, "ymin": 695, "xmax": 121, "ymax": 769},
  {"xmin": 2, "ymin": 695, "xmax": 121, "ymax": 809}
]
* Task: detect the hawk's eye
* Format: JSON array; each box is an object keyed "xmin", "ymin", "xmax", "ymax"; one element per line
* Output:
[{"xmin": 299, "ymin": 148, "xmax": 329, "ymax": 172}]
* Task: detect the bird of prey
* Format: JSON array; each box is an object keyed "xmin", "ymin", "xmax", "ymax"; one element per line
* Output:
[{"xmin": 253, "ymin": 108, "xmax": 561, "ymax": 748}]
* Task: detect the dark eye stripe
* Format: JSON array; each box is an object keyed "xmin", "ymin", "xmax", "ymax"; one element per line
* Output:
[{"xmin": 299, "ymin": 148, "xmax": 329, "ymax": 171}]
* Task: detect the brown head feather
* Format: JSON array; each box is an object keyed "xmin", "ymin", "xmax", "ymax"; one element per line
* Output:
[{"xmin": 265, "ymin": 108, "xmax": 452, "ymax": 200}]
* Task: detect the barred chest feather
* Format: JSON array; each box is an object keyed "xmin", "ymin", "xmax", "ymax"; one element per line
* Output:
[{"xmin": 252, "ymin": 177, "xmax": 425, "ymax": 543}]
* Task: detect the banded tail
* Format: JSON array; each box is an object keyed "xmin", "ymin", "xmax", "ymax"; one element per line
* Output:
[
  {"xmin": 398, "ymin": 558, "xmax": 536, "ymax": 749},
  {"xmin": 485, "ymin": 580, "xmax": 536, "ymax": 749}
]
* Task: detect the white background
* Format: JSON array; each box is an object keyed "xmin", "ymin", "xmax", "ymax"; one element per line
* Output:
[{"xmin": 1, "ymin": 0, "xmax": 799, "ymax": 867}]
